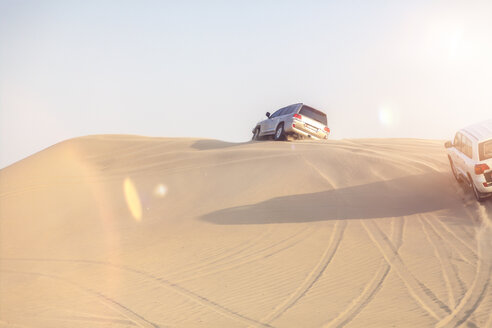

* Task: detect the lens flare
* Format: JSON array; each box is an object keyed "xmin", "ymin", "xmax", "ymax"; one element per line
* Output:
[
  {"xmin": 123, "ymin": 178, "xmax": 142, "ymax": 221},
  {"xmin": 378, "ymin": 107, "xmax": 395, "ymax": 127},
  {"xmin": 154, "ymin": 184, "xmax": 167, "ymax": 197}
]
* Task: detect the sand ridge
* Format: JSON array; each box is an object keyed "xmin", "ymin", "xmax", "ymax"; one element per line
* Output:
[{"xmin": 0, "ymin": 135, "xmax": 491, "ymax": 327}]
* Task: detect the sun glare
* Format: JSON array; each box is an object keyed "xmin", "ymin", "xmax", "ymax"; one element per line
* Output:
[
  {"xmin": 123, "ymin": 178, "xmax": 142, "ymax": 221},
  {"xmin": 154, "ymin": 184, "xmax": 168, "ymax": 197},
  {"xmin": 378, "ymin": 107, "xmax": 397, "ymax": 127}
]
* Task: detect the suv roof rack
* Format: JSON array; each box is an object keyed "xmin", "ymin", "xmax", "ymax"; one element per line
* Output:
[{"xmin": 462, "ymin": 119, "xmax": 492, "ymax": 142}]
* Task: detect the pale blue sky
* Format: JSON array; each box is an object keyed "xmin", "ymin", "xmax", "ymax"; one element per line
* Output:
[{"xmin": 1, "ymin": 0, "xmax": 492, "ymax": 168}]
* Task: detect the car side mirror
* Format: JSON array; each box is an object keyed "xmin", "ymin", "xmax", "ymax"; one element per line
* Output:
[
  {"xmin": 266, "ymin": 112, "xmax": 271, "ymax": 118},
  {"xmin": 444, "ymin": 141, "xmax": 453, "ymax": 149}
]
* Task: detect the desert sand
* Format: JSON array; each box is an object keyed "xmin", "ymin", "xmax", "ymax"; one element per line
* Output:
[{"xmin": 1, "ymin": 135, "xmax": 491, "ymax": 327}]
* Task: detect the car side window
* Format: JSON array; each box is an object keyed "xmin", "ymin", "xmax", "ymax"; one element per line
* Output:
[
  {"xmin": 271, "ymin": 105, "xmax": 298, "ymax": 118},
  {"xmin": 463, "ymin": 136, "xmax": 473, "ymax": 159},
  {"xmin": 286, "ymin": 105, "xmax": 298, "ymax": 115},
  {"xmin": 480, "ymin": 140, "xmax": 492, "ymax": 161},
  {"xmin": 454, "ymin": 133, "xmax": 462, "ymax": 152},
  {"xmin": 270, "ymin": 108, "xmax": 285, "ymax": 119}
]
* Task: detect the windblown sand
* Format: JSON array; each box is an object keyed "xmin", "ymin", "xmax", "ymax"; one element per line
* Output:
[{"xmin": 1, "ymin": 135, "xmax": 491, "ymax": 327}]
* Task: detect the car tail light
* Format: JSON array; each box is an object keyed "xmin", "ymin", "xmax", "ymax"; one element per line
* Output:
[
  {"xmin": 324, "ymin": 127, "xmax": 330, "ymax": 134},
  {"xmin": 293, "ymin": 114, "xmax": 302, "ymax": 119},
  {"xmin": 475, "ymin": 164, "xmax": 490, "ymax": 175}
]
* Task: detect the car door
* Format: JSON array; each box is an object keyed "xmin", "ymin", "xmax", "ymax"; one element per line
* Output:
[
  {"xmin": 461, "ymin": 135, "xmax": 474, "ymax": 177},
  {"xmin": 265, "ymin": 108, "xmax": 283, "ymax": 134},
  {"xmin": 257, "ymin": 118, "xmax": 269, "ymax": 137},
  {"xmin": 452, "ymin": 133, "xmax": 466, "ymax": 177},
  {"xmin": 271, "ymin": 108, "xmax": 288, "ymax": 132}
]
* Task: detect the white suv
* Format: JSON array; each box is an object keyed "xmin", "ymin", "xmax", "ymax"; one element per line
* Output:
[{"xmin": 445, "ymin": 119, "xmax": 492, "ymax": 201}]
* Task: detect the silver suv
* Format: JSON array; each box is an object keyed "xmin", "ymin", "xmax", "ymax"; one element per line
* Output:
[
  {"xmin": 252, "ymin": 103, "xmax": 330, "ymax": 141},
  {"xmin": 445, "ymin": 119, "xmax": 492, "ymax": 202}
]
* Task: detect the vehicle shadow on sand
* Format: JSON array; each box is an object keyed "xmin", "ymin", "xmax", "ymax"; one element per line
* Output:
[
  {"xmin": 200, "ymin": 172, "xmax": 484, "ymax": 225},
  {"xmin": 191, "ymin": 140, "xmax": 251, "ymax": 150},
  {"xmin": 191, "ymin": 139, "xmax": 332, "ymax": 151}
]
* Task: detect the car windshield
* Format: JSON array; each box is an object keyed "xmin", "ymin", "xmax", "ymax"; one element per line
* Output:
[
  {"xmin": 299, "ymin": 106, "xmax": 327, "ymax": 125},
  {"xmin": 479, "ymin": 140, "xmax": 492, "ymax": 161}
]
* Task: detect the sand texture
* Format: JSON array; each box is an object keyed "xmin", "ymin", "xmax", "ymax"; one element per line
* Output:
[{"xmin": 1, "ymin": 135, "xmax": 492, "ymax": 327}]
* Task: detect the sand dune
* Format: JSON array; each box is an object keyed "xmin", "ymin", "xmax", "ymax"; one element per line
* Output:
[{"xmin": 1, "ymin": 135, "xmax": 491, "ymax": 327}]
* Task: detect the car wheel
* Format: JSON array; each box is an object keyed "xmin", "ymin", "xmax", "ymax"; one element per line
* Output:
[
  {"xmin": 469, "ymin": 175, "xmax": 486, "ymax": 202},
  {"xmin": 472, "ymin": 182, "xmax": 486, "ymax": 202},
  {"xmin": 449, "ymin": 158, "xmax": 461, "ymax": 182},
  {"xmin": 274, "ymin": 124, "xmax": 285, "ymax": 141},
  {"xmin": 252, "ymin": 127, "xmax": 260, "ymax": 141}
]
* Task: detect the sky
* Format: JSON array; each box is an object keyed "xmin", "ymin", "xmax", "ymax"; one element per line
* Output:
[{"xmin": 1, "ymin": 0, "xmax": 492, "ymax": 168}]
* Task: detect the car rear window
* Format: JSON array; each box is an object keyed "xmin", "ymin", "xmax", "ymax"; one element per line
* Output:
[
  {"xmin": 285, "ymin": 104, "xmax": 298, "ymax": 115},
  {"xmin": 299, "ymin": 106, "xmax": 327, "ymax": 125},
  {"xmin": 479, "ymin": 140, "xmax": 492, "ymax": 161}
]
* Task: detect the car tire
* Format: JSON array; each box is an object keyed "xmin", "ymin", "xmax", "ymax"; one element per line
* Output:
[
  {"xmin": 472, "ymin": 182, "xmax": 486, "ymax": 202},
  {"xmin": 252, "ymin": 127, "xmax": 260, "ymax": 141},
  {"xmin": 274, "ymin": 124, "xmax": 285, "ymax": 141},
  {"xmin": 469, "ymin": 174, "xmax": 486, "ymax": 202},
  {"xmin": 449, "ymin": 158, "xmax": 461, "ymax": 182}
]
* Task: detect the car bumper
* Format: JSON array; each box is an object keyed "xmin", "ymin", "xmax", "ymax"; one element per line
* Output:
[
  {"xmin": 285, "ymin": 124, "xmax": 328, "ymax": 140},
  {"xmin": 474, "ymin": 171, "xmax": 492, "ymax": 193}
]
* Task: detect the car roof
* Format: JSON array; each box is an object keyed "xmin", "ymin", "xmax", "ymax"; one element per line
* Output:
[
  {"xmin": 280, "ymin": 103, "xmax": 327, "ymax": 115},
  {"xmin": 462, "ymin": 119, "xmax": 492, "ymax": 142},
  {"xmin": 297, "ymin": 103, "xmax": 326, "ymax": 113}
]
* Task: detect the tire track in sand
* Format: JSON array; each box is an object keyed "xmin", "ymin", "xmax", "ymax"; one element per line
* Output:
[
  {"xmin": 0, "ymin": 260, "xmax": 271, "ymax": 328},
  {"xmin": 431, "ymin": 216, "xmax": 477, "ymax": 265},
  {"xmin": 50, "ymin": 307, "xmax": 141, "ymax": 326},
  {"xmin": 306, "ymin": 153, "xmax": 438, "ymax": 326},
  {"xmin": 165, "ymin": 225, "xmax": 274, "ymax": 279},
  {"xmin": 419, "ymin": 214, "xmax": 467, "ymax": 309},
  {"xmin": 175, "ymin": 227, "xmax": 313, "ymax": 283},
  {"xmin": 254, "ymin": 158, "xmax": 347, "ymax": 325},
  {"xmin": 321, "ymin": 148, "xmax": 457, "ymax": 327},
  {"xmin": 0, "ymin": 270, "xmax": 160, "ymax": 328},
  {"xmin": 260, "ymin": 220, "xmax": 347, "ymax": 324},
  {"xmin": 0, "ymin": 228, "xmax": 309, "ymax": 327},
  {"xmin": 361, "ymin": 220, "xmax": 452, "ymax": 320},
  {"xmin": 52, "ymin": 314, "xmax": 137, "ymax": 326},
  {"xmin": 322, "ymin": 216, "xmax": 404, "ymax": 328},
  {"xmin": 435, "ymin": 204, "xmax": 492, "ymax": 328}
]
